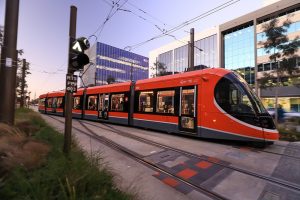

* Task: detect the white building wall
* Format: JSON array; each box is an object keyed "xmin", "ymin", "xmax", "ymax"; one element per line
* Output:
[{"xmin": 149, "ymin": 26, "xmax": 219, "ymax": 78}]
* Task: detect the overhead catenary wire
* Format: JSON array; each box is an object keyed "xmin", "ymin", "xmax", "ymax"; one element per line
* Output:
[
  {"xmin": 92, "ymin": 0, "xmax": 129, "ymax": 40},
  {"xmin": 125, "ymin": 0, "xmax": 240, "ymax": 51}
]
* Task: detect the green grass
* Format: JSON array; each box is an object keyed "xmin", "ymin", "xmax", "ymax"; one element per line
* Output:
[{"xmin": 0, "ymin": 108, "xmax": 133, "ymax": 200}]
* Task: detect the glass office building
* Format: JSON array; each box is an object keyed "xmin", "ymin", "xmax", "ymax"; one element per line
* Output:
[
  {"xmin": 150, "ymin": 0, "xmax": 300, "ymax": 112},
  {"xmin": 223, "ymin": 24, "xmax": 255, "ymax": 85},
  {"xmin": 83, "ymin": 42, "xmax": 149, "ymax": 86},
  {"xmin": 156, "ymin": 34, "xmax": 217, "ymax": 74}
]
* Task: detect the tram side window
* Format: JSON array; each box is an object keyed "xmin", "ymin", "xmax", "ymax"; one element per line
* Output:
[
  {"xmin": 52, "ymin": 98, "xmax": 57, "ymax": 108},
  {"xmin": 156, "ymin": 90, "xmax": 175, "ymax": 114},
  {"xmin": 139, "ymin": 91, "xmax": 154, "ymax": 112},
  {"xmin": 47, "ymin": 98, "xmax": 53, "ymax": 108},
  {"xmin": 39, "ymin": 98, "xmax": 45, "ymax": 107},
  {"xmin": 87, "ymin": 95, "xmax": 97, "ymax": 110},
  {"xmin": 73, "ymin": 96, "xmax": 81, "ymax": 110},
  {"xmin": 99, "ymin": 95, "xmax": 104, "ymax": 111},
  {"xmin": 57, "ymin": 97, "xmax": 64, "ymax": 108},
  {"xmin": 111, "ymin": 94, "xmax": 125, "ymax": 112},
  {"xmin": 181, "ymin": 89, "xmax": 195, "ymax": 116}
]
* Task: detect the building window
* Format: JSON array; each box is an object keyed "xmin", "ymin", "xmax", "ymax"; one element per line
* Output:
[
  {"xmin": 264, "ymin": 63, "xmax": 271, "ymax": 71},
  {"xmin": 224, "ymin": 25, "xmax": 255, "ymax": 86},
  {"xmin": 139, "ymin": 91, "xmax": 154, "ymax": 112},
  {"xmin": 87, "ymin": 95, "xmax": 97, "ymax": 110},
  {"xmin": 258, "ymin": 64, "xmax": 263, "ymax": 72},
  {"xmin": 156, "ymin": 90, "xmax": 175, "ymax": 114},
  {"xmin": 111, "ymin": 94, "xmax": 125, "ymax": 112},
  {"xmin": 158, "ymin": 50, "xmax": 173, "ymax": 73},
  {"xmin": 73, "ymin": 96, "xmax": 81, "ymax": 110}
]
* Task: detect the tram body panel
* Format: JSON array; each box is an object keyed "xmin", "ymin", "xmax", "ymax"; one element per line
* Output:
[{"xmin": 133, "ymin": 113, "xmax": 179, "ymax": 133}]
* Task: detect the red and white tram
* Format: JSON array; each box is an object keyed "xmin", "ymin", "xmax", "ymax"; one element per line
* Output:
[{"xmin": 39, "ymin": 68, "xmax": 279, "ymax": 143}]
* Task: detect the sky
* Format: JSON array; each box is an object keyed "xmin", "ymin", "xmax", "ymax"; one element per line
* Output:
[{"xmin": 0, "ymin": 0, "xmax": 267, "ymax": 99}]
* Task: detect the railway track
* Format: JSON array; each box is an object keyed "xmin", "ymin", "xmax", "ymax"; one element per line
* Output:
[
  {"xmin": 46, "ymin": 115, "xmax": 300, "ymax": 196},
  {"xmin": 46, "ymin": 115, "xmax": 226, "ymax": 200}
]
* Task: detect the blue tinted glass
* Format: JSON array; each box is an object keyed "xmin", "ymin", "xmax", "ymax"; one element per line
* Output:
[{"xmin": 224, "ymin": 25, "xmax": 255, "ymax": 84}]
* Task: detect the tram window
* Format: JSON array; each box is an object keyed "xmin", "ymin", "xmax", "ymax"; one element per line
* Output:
[
  {"xmin": 99, "ymin": 95, "xmax": 104, "ymax": 111},
  {"xmin": 52, "ymin": 98, "xmax": 57, "ymax": 108},
  {"xmin": 39, "ymin": 98, "xmax": 45, "ymax": 106},
  {"xmin": 73, "ymin": 96, "xmax": 81, "ymax": 110},
  {"xmin": 57, "ymin": 97, "xmax": 64, "ymax": 108},
  {"xmin": 111, "ymin": 94, "xmax": 125, "ymax": 112},
  {"xmin": 181, "ymin": 89, "xmax": 195, "ymax": 116},
  {"xmin": 215, "ymin": 77, "xmax": 255, "ymax": 115},
  {"xmin": 139, "ymin": 91, "xmax": 154, "ymax": 112},
  {"xmin": 47, "ymin": 98, "xmax": 53, "ymax": 108},
  {"xmin": 87, "ymin": 95, "xmax": 97, "ymax": 110},
  {"xmin": 156, "ymin": 90, "xmax": 175, "ymax": 114}
]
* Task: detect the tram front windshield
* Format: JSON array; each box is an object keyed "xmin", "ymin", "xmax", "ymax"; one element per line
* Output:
[{"xmin": 215, "ymin": 72, "xmax": 267, "ymax": 116}]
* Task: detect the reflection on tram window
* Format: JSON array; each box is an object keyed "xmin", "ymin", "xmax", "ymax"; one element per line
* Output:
[
  {"xmin": 157, "ymin": 90, "xmax": 175, "ymax": 114},
  {"xmin": 181, "ymin": 89, "xmax": 194, "ymax": 116},
  {"xmin": 181, "ymin": 116, "xmax": 195, "ymax": 129},
  {"xmin": 73, "ymin": 96, "xmax": 81, "ymax": 109},
  {"xmin": 111, "ymin": 94, "xmax": 125, "ymax": 112},
  {"xmin": 139, "ymin": 91, "xmax": 154, "ymax": 112},
  {"xmin": 52, "ymin": 98, "xmax": 57, "ymax": 108},
  {"xmin": 99, "ymin": 94, "xmax": 109, "ymax": 111},
  {"xmin": 87, "ymin": 95, "xmax": 97, "ymax": 110},
  {"xmin": 47, "ymin": 98, "xmax": 53, "ymax": 108},
  {"xmin": 57, "ymin": 97, "xmax": 64, "ymax": 108},
  {"xmin": 215, "ymin": 77, "xmax": 255, "ymax": 114}
]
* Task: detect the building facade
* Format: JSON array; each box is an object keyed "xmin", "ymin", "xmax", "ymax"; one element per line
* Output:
[
  {"xmin": 149, "ymin": 0, "xmax": 300, "ymax": 112},
  {"xmin": 82, "ymin": 42, "xmax": 149, "ymax": 86},
  {"xmin": 149, "ymin": 27, "xmax": 219, "ymax": 77}
]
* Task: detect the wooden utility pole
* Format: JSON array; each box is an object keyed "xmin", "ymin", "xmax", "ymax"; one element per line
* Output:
[
  {"xmin": 64, "ymin": 6, "xmax": 77, "ymax": 154},
  {"xmin": 0, "ymin": 0, "xmax": 20, "ymax": 125}
]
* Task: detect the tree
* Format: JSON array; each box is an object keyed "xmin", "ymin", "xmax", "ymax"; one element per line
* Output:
[
  {"xmin": 259, "ymin": 18, "xmax": 300, "ymax": 124},
  {"xmin": 106, "ymin": 75, "xmax": 115, "ymax": 84},
  {"xmin": 15, "ymin": 51, "xmax": 30, "ymax": 107},
  {"xmin": 151, "ymin": 61, "xmax": 170, "ymax": 77}
]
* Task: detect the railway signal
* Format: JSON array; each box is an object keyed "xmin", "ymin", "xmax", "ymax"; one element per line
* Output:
[{"xmin": 69, "ymin": 37, "xmax": 90, "ymax": 72}]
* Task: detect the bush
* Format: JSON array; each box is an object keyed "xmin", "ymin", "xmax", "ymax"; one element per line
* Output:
[{"xmin": 0, "ymin": 108, "xmax": 133, "ymax": 200}]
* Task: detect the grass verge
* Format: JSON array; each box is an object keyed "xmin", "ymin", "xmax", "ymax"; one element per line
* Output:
[{"xmin": 0, "ymin": 108, "xmax": 133, "ymax": 200}]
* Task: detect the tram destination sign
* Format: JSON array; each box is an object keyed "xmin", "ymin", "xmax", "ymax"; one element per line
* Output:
[{"xmin": 66, "ymin": 74, "xmax": 78, "ymax": 93}]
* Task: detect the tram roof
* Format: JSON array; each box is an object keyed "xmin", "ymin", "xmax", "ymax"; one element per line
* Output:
[{"xmin": 135, "ymin": 68, "xmax": 230, "ymax": 91}]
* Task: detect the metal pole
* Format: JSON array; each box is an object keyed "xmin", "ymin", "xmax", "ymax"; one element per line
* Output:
[
  {"xmin": 20, "ymin": 59, "xmax": 26, "ymax": 108},
  {"xmin": 130, "ymin": 62, "xmax": 133, "ymax": 81},
  {"xmin": 95, "ymin": 70, "xmax": 97, "ymax": 86},
  {"xmin": 64, "ymin": 6, "xmax": 77, "ymax": 154},
  {"xmin": 190, "ymin": 28, "xmax": 194, "ymax": 70},
  {"xmin": 155, "ymin": 57, "xmax": 158, "ymax": 77},
  {"xmin": 0, "ymin": 0, "xmax": 20, "ymax": 125}
]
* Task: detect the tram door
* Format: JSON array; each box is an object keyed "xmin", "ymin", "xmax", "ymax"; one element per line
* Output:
[
  {"xmin": 98, "ymin": 94, "xmax": 109, "ymax": 120},
  {"xmin": 179, "ymin": 86, "xmax": 197, "ymax": 133}
]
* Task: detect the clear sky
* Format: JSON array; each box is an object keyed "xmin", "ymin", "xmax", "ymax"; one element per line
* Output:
[{"xmin": 0, "ymin": 0, "xmax": 265, "ymax": 99}]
